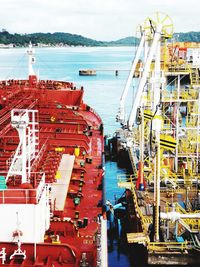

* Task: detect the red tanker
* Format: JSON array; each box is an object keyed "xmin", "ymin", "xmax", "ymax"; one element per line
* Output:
[{"xmin": 0, "ymin": 44, "xmax": 107, "ymax": 267}]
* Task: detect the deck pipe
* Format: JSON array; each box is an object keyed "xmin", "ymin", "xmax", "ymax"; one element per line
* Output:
[{"xmin": 160, "ymin": 211, "xmax": 200, "ymax": 221}]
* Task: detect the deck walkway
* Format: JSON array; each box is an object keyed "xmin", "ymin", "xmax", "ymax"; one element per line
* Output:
[{"xmin": 51, "ymin": 154, "xmax": 75, "ymax": 211}]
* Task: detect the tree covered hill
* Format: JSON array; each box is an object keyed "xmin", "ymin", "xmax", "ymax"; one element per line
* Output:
[
  {"xmin": 174, "ymin": 32, "xmax": 200, "ymax": 42},
  {"xmin": 108, "ymin": 36, "xmax": 139, "ymax": 46},
  {"xmin": 0, "ymin": 30, "xmax": 105, "ymax": 46},
  {"xmin": 0, "ymin": 29, "xmax": 200, "ymax": 47}
]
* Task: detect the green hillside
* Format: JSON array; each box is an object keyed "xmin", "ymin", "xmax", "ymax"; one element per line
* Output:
[
  {"xmin": 174, "ymin": 32, "xmax": 200, "ymax": 42},
  {"xmin": 0, "ymin": 29, "xmax": 200, "ymax": 47},
  {"xmin": 107, "ymin": 36, "xmax": 139, "ymax": 46},
  {"xmin": 0, "ymin": 30, "xmax": 104, "ymax": 46},
  {"xmin": 0, "ymin": 30, "xmax": 139, "ymax": 47}
]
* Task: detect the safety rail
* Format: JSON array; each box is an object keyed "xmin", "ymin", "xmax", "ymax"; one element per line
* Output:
[
  {"xmin": 174, "ymin": 202, "xmax": 187, "ymax": 214},
  {"xmin": 31, "ymin": 139, "xmax": 49, "ymax": 172},
  {"xmin": 0, "ymin": 172, "xmax": 45, "ymax": 204},
  {"xmin": 38, "ymin": 80, "xmax": 74, "ymax": 90},
  {"xmin": 162, "ymin": 88, "xmax": 199, "ymax": 102},
  {"xmin": 147, "ymin": 241, "xmax": 188, "ymax": 252},
  {"xmin": 0, "ymin": 98, "xmax": 38, "ymax": 138},
  {"xmin": 143, "ymin": 216, "xmax": 153, "ymax": 224},
  {"xmin": 163, "ymin": 188, "xmax": 200, "ymax": 194},
  {"xmin": 40, "ymin": 123, "xmax": 87, "ymax": 134},
  {"xmin": 189, "ymin": 67, "xmax": 200, "ymax": 86},
  {"xmin": 166, "ymin": 63, "xmax": 190, "ymax": 73},
  {"xmin": 39, "ymin": 112, "xmax": 88, "ymax": 124},
  {"xmin": 0, "ymin": 79, "xmax": 29, "ymax": 88},
  {"xmin": 186, "ymin": 116, "xmax": 199, "ymax": 128}
]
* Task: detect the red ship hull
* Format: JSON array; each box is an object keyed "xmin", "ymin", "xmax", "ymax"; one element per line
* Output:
[{"xmin": 0, "ymin": 77, "xmax": 105, "ymax": 266}]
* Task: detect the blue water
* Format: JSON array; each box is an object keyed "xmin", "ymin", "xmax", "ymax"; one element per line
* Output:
[{"xmin": 0, "ymin": 46, "xmax": 133, "ymax": 266}]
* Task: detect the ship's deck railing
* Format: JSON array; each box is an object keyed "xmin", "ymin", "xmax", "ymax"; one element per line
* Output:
[
  {"xmin": 147, "ymin": 241, "xmax": 188, "ymax": 252},
  {"xmin": 0, "ymin": 79, "xmax": 74, "ymax": 90},
  {"xmin": 0, "ymin": 172, "xmax": 46, "ymax": 204}
]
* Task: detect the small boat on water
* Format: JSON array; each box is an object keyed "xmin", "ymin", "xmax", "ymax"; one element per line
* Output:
[
  {"xmin": 79, "ymin": 69, "xmax": 96, "ymax": 76},
  {"xmin": 0, "ymin": 43, "xmax": 107, "ymax": 266}
]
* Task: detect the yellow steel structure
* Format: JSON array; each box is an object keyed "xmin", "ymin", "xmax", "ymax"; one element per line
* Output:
[
  {"xmin": 117, "ymin": 175, "xmax": 200, "ymax": 251},
  {"xmin": 147, "ymin": 241, "xmax": 188, "ymax": 252},
  {"xmin": 143, "ymin": 12, "xmax": 174, "ymax": 40},
  {"xmin": 117, "ymin": 12, "xmax": 200, "ymax": 258}
]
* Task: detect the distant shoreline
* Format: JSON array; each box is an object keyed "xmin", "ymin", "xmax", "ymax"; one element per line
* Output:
[
  {"xmin": 0, "ymin": 30, "xmax": 139, "ymax": 48},
  {"xmin": 0, "ymin": 44, "xmax": 137, "ymax": 49},
  {"xmin": 0, "ymin": 30, "xmax": 200, "ymax": 48}
]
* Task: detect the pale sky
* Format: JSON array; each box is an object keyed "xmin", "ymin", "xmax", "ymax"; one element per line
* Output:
[{"xmin": 0, "ymin": 0, "xmax": 199, "ymax": 41}]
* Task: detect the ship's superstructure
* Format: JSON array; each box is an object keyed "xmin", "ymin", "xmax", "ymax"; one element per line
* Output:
[
  {"xmin": 115, "ymin": 13, "xmax": 200, "ymax": 265},
  {"xmin": 0, "ymin": 43, "xmax": 107, "ymax": 266}
]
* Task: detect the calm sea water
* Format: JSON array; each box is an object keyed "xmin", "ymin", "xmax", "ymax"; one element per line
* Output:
[{"xmin": 0, "ymin": 46, "xmax": 134, "ymax": 266}]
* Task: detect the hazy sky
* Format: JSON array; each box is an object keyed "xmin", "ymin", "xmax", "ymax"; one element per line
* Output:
[{"xmin": 0, "ymin": 0, "xmax": 199, "ymax": 41}]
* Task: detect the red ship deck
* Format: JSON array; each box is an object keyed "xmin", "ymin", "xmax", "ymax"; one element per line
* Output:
[{"xmin": 0, "ymin": 77, "xmax": 105, "ymax": 266}]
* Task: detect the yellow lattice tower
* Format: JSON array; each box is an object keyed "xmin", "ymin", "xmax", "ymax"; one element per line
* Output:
[
  {"xmin": 143, "ymin": 12, "xmax": 174, "ymax": 39},
  {"xmin": 142, "ymin": 12, "xmax": 174, "ymax": 71}
]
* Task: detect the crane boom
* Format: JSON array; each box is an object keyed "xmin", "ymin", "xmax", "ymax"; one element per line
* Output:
[
  {"xmin": 128, "ymin": 24, "xmax": 162, "ymax": 130},
  {"xmin": 117, "ymin": 33, "xmax": 145, "ymax": 125}
]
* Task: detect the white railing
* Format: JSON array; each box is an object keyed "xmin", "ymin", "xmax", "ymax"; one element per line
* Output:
[
  {"xmin": 97, "ymin": 216, "xmax": 108, "ymax": 267},
  {"xmin": 36, "ymin": 173, "xmax": 45, "ymax": 201}
]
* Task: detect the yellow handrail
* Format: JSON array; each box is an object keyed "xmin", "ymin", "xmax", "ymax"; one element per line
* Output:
[{"xmin": 148, "ymin": 241, "xmax": 188, "ymax": 251}]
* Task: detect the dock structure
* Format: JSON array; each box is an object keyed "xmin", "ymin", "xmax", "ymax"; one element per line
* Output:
[
  {"xmin": 114, "ymin": 12, "xmax": 200, "ymax": 266},
  {"xmin": 79, "ymin": 69, "xmax": 96, "ymax": 76},
  {"xmin": 79, "ymin": 68, "xmax": 132, "ymax": 76}
]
